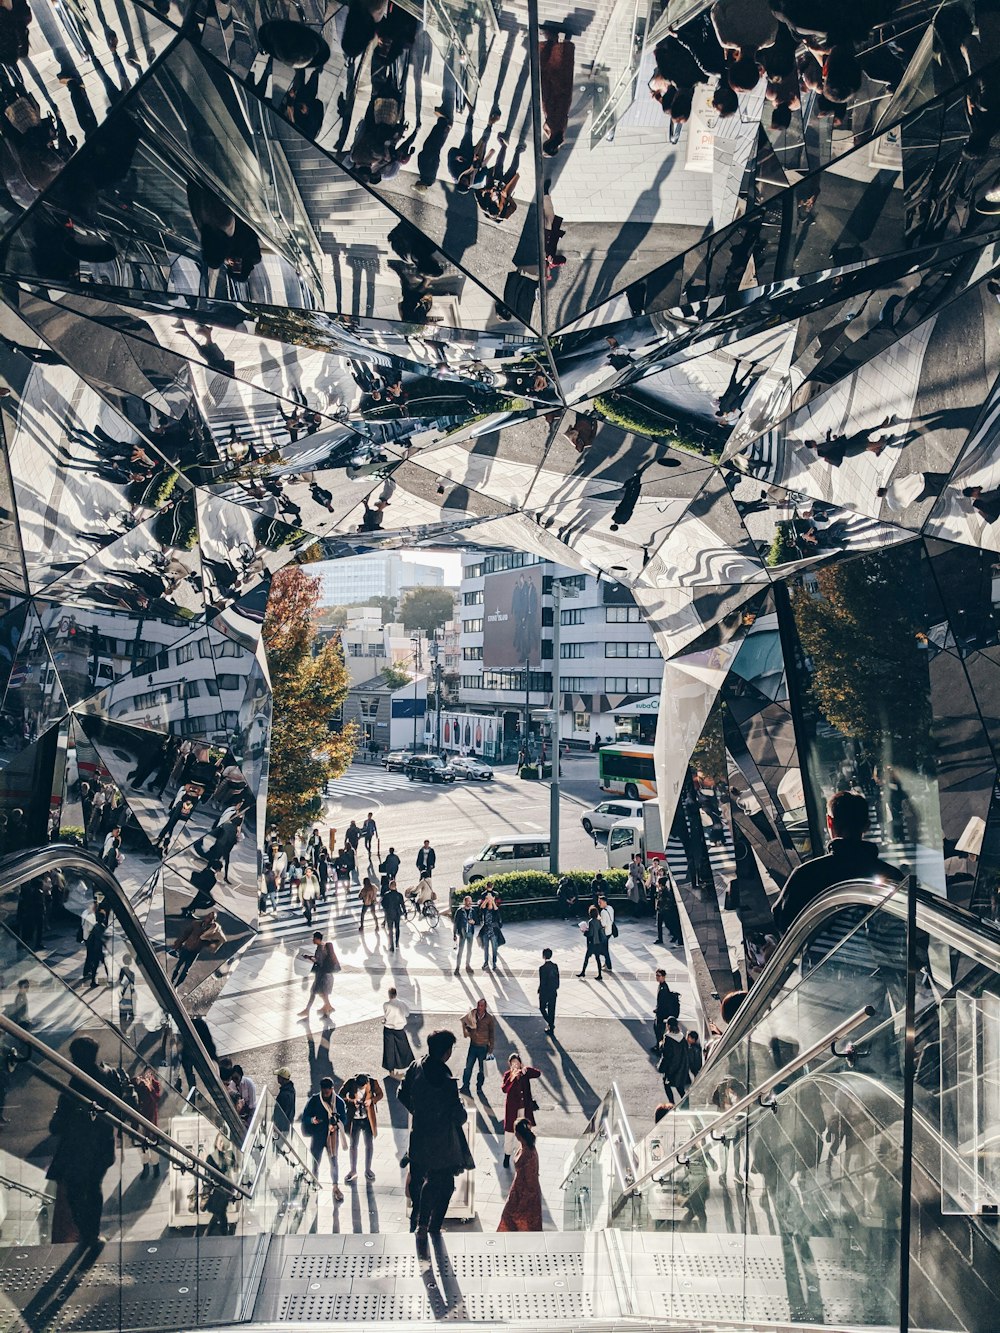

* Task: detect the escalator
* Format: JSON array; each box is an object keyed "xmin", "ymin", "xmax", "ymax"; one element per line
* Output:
[
  {"xmin": 563, "ymin": 878, "xmax": 1000, "ymax": 1331},
  {"xmin": 0, "ymin": 847, "xmax": 319, "ymax": 1333}
]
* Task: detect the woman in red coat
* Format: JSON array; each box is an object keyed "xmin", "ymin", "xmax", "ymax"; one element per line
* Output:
[{"xmin": 501, "ymin": 1053, "xmax": 540, "ymax": 1167}]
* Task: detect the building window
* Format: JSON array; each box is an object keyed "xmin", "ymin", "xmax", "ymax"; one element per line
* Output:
[
  {"xmin": 463, "ymin": 590, "xmax": 484, "ymax": 605},
  {"xmin": 605, "ymin": 642, "xmax": 659, "ymax": 658},
  {"xmin": 606, "ymin": 606, "xmax": 641, "ymax": 623},
  {"xmin": 574, "ymin": 711, "xmax": 591, "ymax": 731},
  {"xmin": 562, "ymin": 575, "xmax": 586, "ymax": 591},
  {"xmin": 464, "ymin": 562, "xmax": 484, "ymax": 579},
  {"xmin": 463, "ymin": 618, "xmax": 484, "ymax": 633},
  {"xmin": 606, "ymin": 677, "xmax": 660, "ymax": 694},
  {"xmin": 462, "ymin": 647, "xmax": 483, "ymax": 660},
  {"xmin": 561, "ymin": 608, "xmax": 585, "ymax": 626},
  {"xmin": 560, "ymin": 643, "xmax": 584, "ymax": 659},
  {"xmin": 477, "ymin": 669, "xmax": 552, "ymax": 691},
  {"xmin": 482, "ymin": 553, "xmax": 543, "ymax": 574},
  {"xmin": 177, "ymin": 643, "xmax": 194, "ymax": 664},
  {"xmin": 348, "ymin": 643, "xmax": 363, "ymax": 656}
]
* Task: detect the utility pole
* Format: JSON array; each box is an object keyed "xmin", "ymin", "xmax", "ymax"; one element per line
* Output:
[
  {"xmin": 549, "ymin": 578, "xmax": 579, "ymax": 875},
  {"xmin": 411, "ymin": 632, "xmax": 421, "ymax": 750},
  {"xmin": 523, "ymin": 654, "xmax": 530, "ymax": 758},
  {"xmin": 431, "ymin": 631, "xmax": 443, "ymax": 754}
]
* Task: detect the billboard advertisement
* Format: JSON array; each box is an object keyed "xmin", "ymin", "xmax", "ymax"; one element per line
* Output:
[{"xmin": 483, "ymin": 568, "xmax": 542, "ymax": 669}]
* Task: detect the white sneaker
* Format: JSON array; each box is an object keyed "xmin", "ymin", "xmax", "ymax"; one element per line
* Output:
[{"xmin": 345, "ymin": 1171, "xmax": 357, "ymax": 1183}]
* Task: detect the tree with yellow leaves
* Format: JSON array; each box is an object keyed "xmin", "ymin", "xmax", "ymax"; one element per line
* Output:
[{"xmin": 263, "ymin": 566, "xmax": 357, "ymax": 834}]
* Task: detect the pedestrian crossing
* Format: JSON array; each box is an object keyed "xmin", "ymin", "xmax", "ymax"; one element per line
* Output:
[
  {"xmin": 254, "ymin": 880, "xmax": 372, "ymax": 945},
  {"xmin": 664, "ymin": 833, "xmax": 737, "ymax": 887},
  {"xmin": 323, "ymin": 767, "xmax": 413, "ymax": 802}
]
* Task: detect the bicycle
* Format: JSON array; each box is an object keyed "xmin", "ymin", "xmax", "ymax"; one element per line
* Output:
[{"xmin": 403, "ymin": 895, "xmax": 440, "ymax": 928}]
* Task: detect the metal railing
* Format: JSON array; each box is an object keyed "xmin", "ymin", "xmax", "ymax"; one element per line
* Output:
[
  {"xmin": 0, "ymin": 844, "xmax": 245, "ymax": 1138},
  {"xmin": 0, "ymin": 1013, "xmax": 249, "ymax": 1200},
  {"xmin": 631, "ymin": 1005, "xmax": 875, "ymax": 1193}
]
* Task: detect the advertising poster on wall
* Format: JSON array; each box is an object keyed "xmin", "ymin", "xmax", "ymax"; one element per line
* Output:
[{"xmin": 483, "ymin": 568, "xmax": 542, "ymax": 669}]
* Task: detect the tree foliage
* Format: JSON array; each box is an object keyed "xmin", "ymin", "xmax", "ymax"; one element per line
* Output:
[
  {"xmin": 381, "ymin": 663, "xmax": 411, "ymax": 688},
  {"xmin": 792, "ymin": 551, "xmax": 932, "ymax": 768},
  {"xmin": 398, "ymin": 585, "xmax": 455, "ymax": 636},
  {"xmin": 263, "ymin": 566, "xmax": 357, "ymax": 834}
]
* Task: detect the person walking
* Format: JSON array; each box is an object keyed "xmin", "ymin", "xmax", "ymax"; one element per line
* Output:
[
  {"xmin": 301, "ymin": 866, "xmax": 319, "ymax": 926},
  {"xmin": 334, "ymin": 844, "xmax": 355, "ymax": 890},
  {"xmin": 415, "ymin": 839, "xmax": 436, "ymax": 880},
  {"xmin": 362, "ymin": 811, "xmax": 378, "ymax": 859},
  {"xmin": 358, "ymin": 877, "xmax": 380, "ymax": 933},
  {"xmin": 344, "ymin": 821, "xmax": 362, "ymax": 880},
  {"xmin": 653, "ymin": 968, "xmax": 681, "ymax": 1050},
  {"xmin": 135, "ymin": 1066, "xmax": 162, "ymax": 1180},
  {"xmin": 398, "ymin": 1029, "xmax": 475, "ymax": 1237},
  {"xmin": 382, "ymin": 987, "xmax": 415, "ymax": 1076},
  {"xmin": 655, "ymin": 874, "xmax": 682, "ymax": 945},
  {"xmin": 298, "ymin": 930, "xmax": 338, "ymax": 1020},
  {"xmin": 306, "ymin": 827, "xmax": 324, "ymax": 867},
  {"xmin": 597, "ymin": 894, "xmax": 616, "ymax": 972},
  {"xmin": 453, "ymin": 894, "xmax": 477, "ymax": 974},
  {"xmin": 341, "ymin": 1073, "xmax": 383, "ymax": 1183},
  {"xmin": 46, "ymin": 1036, "xmax": 119, "ymax": 1247},
  {"xmin": 477, "ymin": 890, "xmax": 503, "ymax": 971},
  {"xmin": 538, "ymin": 948, "xmax": 559, "ymax": 1036},
  {"xmin": 658, "ymin": 1016, "xmax": 690, "ymax": 1101},
  {"xmin": 205, "ymin": 1133, "xmax": 238, "ymax": 1234},
  {"xmin": 171, "ymin": 911, "xmax": 225, "ymax": 987},
  {"xmin": 382, "ymin": 880, "xmax": 405, "ymax": 951},
  {"xmin": 459, "ymin": 998, "xmax": 495, "ymax": 1096},
  {"xmin": 500, "ymin": 1053, "xmax": 541, "ymax": 1167},
  {"xmin": 300, "ymin": 1076, "xmax": 346, "ymax": 1201},
  {"xmin": 274, "ymin": 1067, "xmax": 296, "ymax": 1134},
  {"xmin": 83, "ymin": 909, "xmax": 109, "ymax": 989},
  {"xmin": 316, "ymin": 847, "xmax": 330, "ymax": 900},
  {"xmin": 686, "ymin": 1030, "xmax": 703, "ymax": 1079},
  {"xmin": 497, "ymin": 1118, "xmax": 543, "ymax": 1232},
  {"xmin": 379, "ymin": 846, "xmax": 401, "ymax": 890},
  {"xmin": 577, "ymin": 905, "xmax": 607, "ymax": 980}
]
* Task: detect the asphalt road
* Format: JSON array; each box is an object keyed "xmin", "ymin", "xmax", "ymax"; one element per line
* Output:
[{"xmin": 322, "ymin": 755, "xmax": 611, "ymax": 890}]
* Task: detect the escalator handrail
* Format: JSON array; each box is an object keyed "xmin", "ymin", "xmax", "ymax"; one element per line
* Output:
[
  {"xmin": 0, "ymin": 844, "xmax": 244, "ymax": 1139},
  {"xmin": 0, "ymin": 1013, "xmax": 249, "ymax": 1198},
  {"xmin": 630, "ymin": 1004, "xmax": 874, "ymax": 1194},
  {"xmin": 239, "ymin": 1086, "xmax": 318, "ymax": 1188},
  {"xmin": 701, "ymin": 876, "xmax": 1000, "ymax": 1082}
]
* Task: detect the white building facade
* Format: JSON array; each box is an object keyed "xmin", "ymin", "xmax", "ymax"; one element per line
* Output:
[
  {"xmin": 311, "ymin": 553, "xmax": 445, "ymax": 605},
  {"xmin": 454, "ymin": 553, "xmax": 662, "ymax": 762}
]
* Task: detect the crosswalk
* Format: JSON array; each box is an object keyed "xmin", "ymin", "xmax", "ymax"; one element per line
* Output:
[
  {"xmin": 254, "ymin": 880, "xmax": 370, "ymax": 945},
  {"xmin": 323, "ymin": 767, "xmax": 413, "ymax": 802},
  {"xmin": 664, "ymin": 833, "xmax": 737, "ymax": 887}
]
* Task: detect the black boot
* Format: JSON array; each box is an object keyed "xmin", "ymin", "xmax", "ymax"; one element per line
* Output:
[{"xmin": 503, "ymin": 1154, "xmax": 510, "ymax": 1169}]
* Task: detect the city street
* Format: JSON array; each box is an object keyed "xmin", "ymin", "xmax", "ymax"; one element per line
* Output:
[{"xmin": 320, "ymin": 753, "xmax": 609, "ymax": 889}]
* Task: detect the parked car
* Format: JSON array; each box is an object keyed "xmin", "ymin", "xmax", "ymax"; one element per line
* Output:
[
  {"xmin": 447, "ymin": 756, "xmax": 494, "ymax": 782},
  {"xmin": 383, "ymin": 751, "xmax": 410, "ymax": 772},
  {"xmin": 580, "ymin": 799, "xmax": 645, "ymax": 836},
  {"xmin": 463, "ymin": 836, "xmax": 551, "ymax": 884},
  {"xmin": 405, "ymin": 755, "xmax": 456, "ymax": 784}
]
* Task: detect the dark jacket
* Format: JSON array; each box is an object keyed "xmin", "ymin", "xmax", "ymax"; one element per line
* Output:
[
  {"xmin": 585, "ymin": 917, "xmax": 607, "ymax": 949},
  {"xmin": 380, "ymin": 852, "xmax": 401, "ymax": 879},
  {"xmin": 381, "ymin": 888, "xmax": 404, "ymax": 921},
  {"xmin": 538, "ymin": 959, "xmax": 560, "ymax": 998},
  {"xmin": 658, "ymin": 1031, "xmax": 690, "ymax": 1094},
  {"xmin": 397, "ymin": 1055, "xmax": 473, "ymax": 1173},
  {"xmin": 771, "ymin": 839, "xmax": 903, "ymax": 933},
  {"xmin": 275, "ymin": 1079, "xmax": 296, "ymax": 1133},
  {"xmin": 416, "ymin": 846, "xmax": 436, "ymax": 875},
  {"xmin": 655, "ymin": 981, "xmax": 680, "ymax": 1023},
  {"xmin": 300, "ymin": 1090, "xmax": 346, "ymax": 1153},
  {"xmin": 453, "ymin": 905, "xmax": 476, "ymax": 937}
]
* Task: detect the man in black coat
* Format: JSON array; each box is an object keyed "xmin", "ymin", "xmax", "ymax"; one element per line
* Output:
[
  {"xmin": 379, "ymin": 846, "xmax": 401, "ymax": 891},
  {"xmin": 274, "ymin": 1067, "xmax": 296, "ymax": 1134},
  {"xmin": 415, "ymin": 840, "xmax": 436, "ymax": 878},
  {"xmin": 397, "ymin": 1029, "xmax": 473, "ymax": 1236},
  {"xmin": 381, "ymin": 881, "xmax": 405, "ymax": 951},
  {"xmin": 538, "ymin": 948, "xmax": 560, "ymax": 1036},
  {"xmin": 300, "ymin": 1076, "xmax": 347, "ymax": 1201},
  {"xmin": 771, "ymin": 790, "xmax": 903, "ymax": 934},
  {"xmin": 653, "ymin": 968, "xmax": 680, "ymax": 1050}
]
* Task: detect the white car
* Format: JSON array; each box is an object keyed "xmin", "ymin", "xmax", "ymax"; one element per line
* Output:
[
  {"xmin": 448, "ymin": 757, "xmax": 494, "ymax": 781},
  {"xmin": 581, "ymin": 799, "xmax": 645, "ymax": 836}
]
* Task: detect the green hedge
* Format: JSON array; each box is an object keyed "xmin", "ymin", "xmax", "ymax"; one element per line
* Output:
[{"xmin": 450, "ymin": 869, "xmax": 628, "ymax": 922}]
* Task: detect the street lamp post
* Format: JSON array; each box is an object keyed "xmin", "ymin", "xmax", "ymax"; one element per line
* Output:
[{"xmin": 410, "ymin": 633, "xmax": 421, "ymax": 750}]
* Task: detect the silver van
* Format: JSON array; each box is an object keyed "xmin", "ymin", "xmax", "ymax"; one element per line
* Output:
[{"xmin": 462, "ymin": 836, "xmax": 551, "ymax": 884}]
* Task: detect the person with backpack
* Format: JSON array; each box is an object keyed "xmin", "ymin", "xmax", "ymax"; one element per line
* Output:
[
  {"xmin": 576, "ymin": 905, "xmax": 607, "ymax": 980},
  {"xmin": 597, "ymin": 893, "xmax": 616, "ymax": 972},
  {"xmin": 652, "ymin": 968, "xmax": 680, "ymax": 1050},
  {"xmin": 299, "ymin": 930, "xmax": 338, "ymax": 1019}
]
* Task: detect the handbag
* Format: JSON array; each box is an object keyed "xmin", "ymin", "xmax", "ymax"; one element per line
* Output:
[
  {"xmin": 611, "ymin": 920, "xmax": 619, "ymax": 938},
  {"xmin": 495, "ymin": 926, "xmax": 506, "ymax": 947},
  {"xmin": 4, "ymin": 94, "xmax": 39, "ymax": 132}
]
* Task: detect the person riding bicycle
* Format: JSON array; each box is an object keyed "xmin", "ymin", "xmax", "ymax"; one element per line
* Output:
[{"xmin": 405, "ymin": 878, "xmax": 436, "ymax": 909}]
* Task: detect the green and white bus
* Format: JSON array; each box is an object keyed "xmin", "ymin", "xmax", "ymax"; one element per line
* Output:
[{"xmin": 598, "ymin": 742, "xmax": 656, "ymax": 801}]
